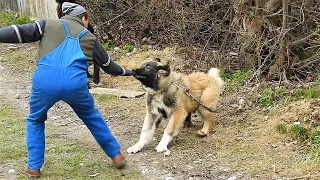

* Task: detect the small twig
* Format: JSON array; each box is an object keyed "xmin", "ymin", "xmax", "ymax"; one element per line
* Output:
[
  {"xmin": 200, "ymin": 34, "xmax": 212, "ymax": 61},
  {"xmin": 263, "ymin": 8, "xmax": 283, "ymax": 18},
  {"xmin": 294, "ymin": 74, "xmax": 305, "ymax": 87},
  {"xmin": 290, "ymin": 29, "xmax": 320, "ymax": 46},
  {"xmin": 303, "ymin": 44, "xmax": 320, "ymax": 51},
  {"xmin": 95, "ymin": 0, "xmax": 145, "ymax": 28}
]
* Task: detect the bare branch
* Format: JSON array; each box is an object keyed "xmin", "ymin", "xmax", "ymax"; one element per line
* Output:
[{"xmin": 291, "ymin": 29, "xmax": 320, "ymax": 46}]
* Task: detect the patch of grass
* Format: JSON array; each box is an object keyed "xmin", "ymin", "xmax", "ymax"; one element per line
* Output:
[
  {"xmin": 0, "ymin": 104, "xmax": 26, "ymax": 163},
  {"xmin": 275, "ymin": 123, "xmax": 320, "ymax": 158},
  {"xmin": 139, "ymin": 45, "xmax": 149, "ymax": 52},
  {"xmin": 42, "ymin": 138, "xmax": 141, "ymax": 180},
  {"xmin": 102, "ymin": 40, "xmax": 114, "ymax": 51},
  {"xmin": 0, "ymin": 44, "xmax": 37, "ymax": 73},
  {"xmin": 0, "ymin": 102, "xmax": 142, "ymax": 179},
  {"xmin": 259, "ymin": 88, "xmax": 273, "ymax": 107},
  {"xmin": 120, "ymin": 44, "xmax": 135, "ymax": 53},
  {"xmin": 0, "ymin": 11, "xmax": 32, "ymax": 26},
  {"xmin": 294, "ymin": 86, "xmax": 320, "ymax": 100},
  {"xmin": 94, "ymin": 94, "xmax": 116, "ymax": 104},
  {"xmin": 288, "ymin": 124, "xmax": 308, "ymax": 140},
  {"xmin": 258, "ymin": 87, "xmax": 290, "ymax": 107},
  {"xmin": 275, "ymin": 123, "xmax": 287, "ymax": 134},
  {"xmin": 307, "ymin": 126, "xmax": 320, "ymax": 158},
  {"xmin": 256, "ymin": 85, "xmax": 320, "ymax": 107},
  {"xmin": 221, "ymin": 69, "xmax": 252, "ymax": 92}
]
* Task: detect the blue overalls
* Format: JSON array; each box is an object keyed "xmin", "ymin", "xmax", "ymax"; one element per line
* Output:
[{"xmin": 26, "ymin": 20, "xmax": 120, "ymax": 170}]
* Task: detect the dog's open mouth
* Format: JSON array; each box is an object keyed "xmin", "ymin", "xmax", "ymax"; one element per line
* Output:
[
  {"xmin": 133, "ymin": 74, "xmax": 147, "ymax": 80},
  {"xmin": 132, "ymin": 68, "xmax": 159, "ymax": 90}
]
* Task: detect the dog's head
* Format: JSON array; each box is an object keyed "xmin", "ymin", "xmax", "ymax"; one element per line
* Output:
[{"xmin": 132, "ymin": 58, "xmax": 171, "ymax": 90}]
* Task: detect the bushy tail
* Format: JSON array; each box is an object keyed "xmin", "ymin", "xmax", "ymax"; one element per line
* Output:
[{"xmin": 208, "ymin": 68, "xmax": 224, "ymax": 92}]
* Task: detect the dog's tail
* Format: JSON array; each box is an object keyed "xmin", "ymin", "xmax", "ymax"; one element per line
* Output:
[{"xmin": 208, "ymin": 68, "xmax": 224, "ymax": 92}]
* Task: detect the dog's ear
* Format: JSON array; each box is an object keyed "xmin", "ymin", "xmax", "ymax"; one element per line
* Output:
[{"xmin": 158, "ymin": 65, "xmax": 170, "ymax": 77}]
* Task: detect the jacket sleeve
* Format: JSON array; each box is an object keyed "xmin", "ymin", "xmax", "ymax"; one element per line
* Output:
[
  {"xmin": 93, "ymin": 40, "xmax": 135, "ymax": 76},
  {"xmin": 0, "ymin": 20, "xmax": 46, "ymax": 43}
]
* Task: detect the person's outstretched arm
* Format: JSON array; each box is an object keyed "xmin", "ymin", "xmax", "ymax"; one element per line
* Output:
[
  {"xmin": 93, "ymin": 40, "xmax": 135, "ymax": 76},
  {"xmin": 0, "ymin": 20, "xmax": 46, "ymax": 43}
]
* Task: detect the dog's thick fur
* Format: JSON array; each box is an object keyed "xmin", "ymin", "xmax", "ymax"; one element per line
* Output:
[{"xmin": 127, "ymin": 58, "xmax": 224, "ymax": 153}]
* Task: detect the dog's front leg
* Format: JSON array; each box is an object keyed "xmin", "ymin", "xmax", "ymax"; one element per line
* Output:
[
  {"xmin": 155, "ymin": 107, "xmax": 188, "ymax": 152},
  {"xmin": 127, "ymin": 112, "xmax": 160, "ymax": 153}
]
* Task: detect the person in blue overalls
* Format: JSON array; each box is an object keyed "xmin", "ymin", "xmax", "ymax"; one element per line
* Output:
[{"xmin": 0, "ymin": 2, "xmax": 135, "ymax": 178}]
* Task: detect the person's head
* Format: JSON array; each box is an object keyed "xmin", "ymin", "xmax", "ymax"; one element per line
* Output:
[
  {"xmin": 61, "ymin": 2, "xmax": 89, "ymax": 28},
  {"xmin": 55, "ymin": 0, "xmax": 77, "ymax": 18}
]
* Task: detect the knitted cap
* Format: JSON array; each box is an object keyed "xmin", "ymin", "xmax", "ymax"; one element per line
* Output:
[{"xmin": 62, "ymin": 2, "xmax": 86, "ymax": 16}]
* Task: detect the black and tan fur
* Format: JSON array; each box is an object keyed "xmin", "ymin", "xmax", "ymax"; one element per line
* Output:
[{"xmin": 127, "ymin": 58, "xmax": 224, "ymax": 153}]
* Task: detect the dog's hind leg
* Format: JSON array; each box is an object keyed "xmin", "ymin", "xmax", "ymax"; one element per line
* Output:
[
  {"xmin": 127, "ymin": 112, "xmax": 161, "ymax": 153},
  {"xmin": 197, "ymin": 107, "xmax": 214, "ymax": 137},
  {"xmin": 196, "ymin": 87, "xmax": 218, "ymax": 137},
  {"xmin": 155, "ymin": 107, "xmax": 188, "ymax": 152}
]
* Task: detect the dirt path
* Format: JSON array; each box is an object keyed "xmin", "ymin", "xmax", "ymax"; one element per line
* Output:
[
  {"xmin": 1, "ymin": 43, "xmax": 319, "ymax": 180},
  {"xmin": 0, "ymin": 44, "xmax": 246, "ymax": 180}
]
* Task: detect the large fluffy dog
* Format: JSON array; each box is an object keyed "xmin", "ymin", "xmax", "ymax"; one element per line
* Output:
[{"xmin": 127, "ymin": 58, "xmax": 224, "ymax": 153}]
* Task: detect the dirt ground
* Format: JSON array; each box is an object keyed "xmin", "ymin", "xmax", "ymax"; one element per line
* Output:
[{"xmin": 0, "ymin": 43, "xmax": 319, "ymax": 180}]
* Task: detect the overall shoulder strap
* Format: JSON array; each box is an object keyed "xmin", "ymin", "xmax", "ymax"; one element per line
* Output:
[
  {"xmin": 60, "ymin": 19, "xmax": 71, "ymax": 37},
  {"xmin": 77, "ymin": 28, "xmax": 88, "ymax": 39}
]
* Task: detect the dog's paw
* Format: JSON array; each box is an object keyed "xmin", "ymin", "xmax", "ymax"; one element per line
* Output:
[
  {"xmin": 127, "ymin": 143, "xmax": 143, "ymax": 153},
  {"xmin": 155, "ymin": 143, "xmax": 168, "ymax": 153},
  {"xmin": 196, "ymin": 130, "xmax": 209, "ymax": 137}
]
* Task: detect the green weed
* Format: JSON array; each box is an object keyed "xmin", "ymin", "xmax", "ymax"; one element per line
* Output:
[
  {"xmin": 259, "ymin": 88, "xmax": 273, "ymax": 107},
  {"xmin": 102, "ymin": 40, "xmax": 114, "ymax": 51},
  {"xmin": 294, "ymin": 86, "xmax": 320, "ymax": 100},
  {"xmin": 288, "ymin": 124, "xmax": 308, "ymax": 140},
  {"xmin": 121, "ymin": 44, "xmax": 135, "ymax": 53},
  {"xmin": 221, "ymin": 70, "xmax": 252, "ymax": 92},
  {"xmin": 307, "ymin": 126, "xmax": 320, "ymax": 158},
  {"xmin": 0, "ymin": 11, "xmax": 32, "ymax": 26}
]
